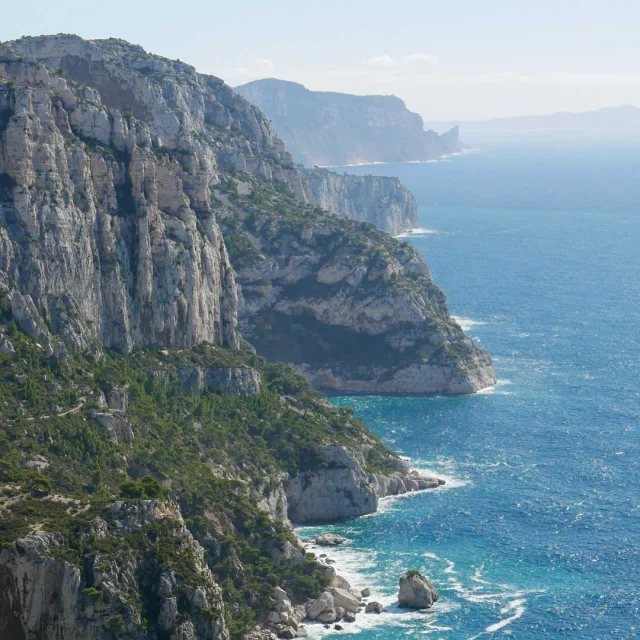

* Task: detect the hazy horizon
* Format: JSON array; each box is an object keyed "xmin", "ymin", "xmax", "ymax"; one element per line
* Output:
[{"xmin": 3, "ymin": 0, "xmax": 640, "ymax": 121}]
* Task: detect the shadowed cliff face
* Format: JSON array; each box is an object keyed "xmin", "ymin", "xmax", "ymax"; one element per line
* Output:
[{"xmin": 236, "ymin": 78, "xmax": 461, "ymax": 167}]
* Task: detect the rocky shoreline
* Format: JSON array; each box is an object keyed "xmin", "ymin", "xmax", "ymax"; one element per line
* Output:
[
  {"xmin": 261, "ymin": 526, "xmax": 442, "ymax": 638},
  {"xmin": 258, "ymin": 466, "xmax": 447, "ymax": 639}
]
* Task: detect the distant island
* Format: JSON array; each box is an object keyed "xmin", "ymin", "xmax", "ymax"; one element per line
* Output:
[
  {"xmin": 425, "ymin": 104, "xmax": 640, "ymax": 133},
  {"xmin": 236, "ymin": 78, "xmax": 461, "ymax": 166}
]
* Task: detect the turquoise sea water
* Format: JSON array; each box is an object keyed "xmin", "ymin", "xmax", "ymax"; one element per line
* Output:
[{"xmin": 297, "ymin": 140, "xmax": 640, "ymax": 639}]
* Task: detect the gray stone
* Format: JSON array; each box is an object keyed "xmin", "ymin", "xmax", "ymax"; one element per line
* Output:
[
  {"xmin": 90, "ymin": 411, "xmax": 135, "ymax": 444},
  {"xmin": 159, "ymin": 597, "xmax": 179, "ymax": 631},
  {"xmin": 365, "ymin": 602, "xmax": 385, "ymax": 614},
  {"xmin": 306, "ymin": 591, "xmax": 334, "ymax": 621},
  {"xmin": 331, "ymin": 587, "xmax": 360, "ymax": 614}
]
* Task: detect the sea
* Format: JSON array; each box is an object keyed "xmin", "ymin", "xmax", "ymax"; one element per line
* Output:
[{"xmin": 297, "ymin": 134, "xmax": 640, "ymax": 639}]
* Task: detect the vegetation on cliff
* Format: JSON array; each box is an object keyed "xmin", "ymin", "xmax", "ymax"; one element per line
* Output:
[{"xmin": 0, "ymin": 297, "xmax": 401, "ymax": 637}]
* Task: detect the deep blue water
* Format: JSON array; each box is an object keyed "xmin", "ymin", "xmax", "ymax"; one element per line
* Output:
[{"xmin": 298, "ymin": 142, "xmax": 640, "ymax": 639}]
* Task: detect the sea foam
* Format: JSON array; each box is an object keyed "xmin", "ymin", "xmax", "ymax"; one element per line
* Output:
[
  {"xmin": 451, "ymin": 316, "xmax": 488, "ymax": 332},
  {"xmin": 394, "ymin": 227, "xmax": 439, "ymax": 239}
]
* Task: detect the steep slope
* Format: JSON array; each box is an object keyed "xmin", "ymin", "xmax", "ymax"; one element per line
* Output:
[
  {"xmin": 236, "ymin": 78, "xmax": 461, "ymax": 166},
  {"xmin": 0, "ymin": 35, "xmax": 494, "ymax": 394}
]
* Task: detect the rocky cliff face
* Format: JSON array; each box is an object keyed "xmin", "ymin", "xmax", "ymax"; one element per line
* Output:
[
  {"xmin": 0, "ymin": 35, "xmax": 307, "ymax": 354},
  {"xmin": 236, "ymin": 78, "xmax": 461, "ymax": 167},
  {"xmin": 301, "ymin": 167, "xmax": 417, "ymax": 235},
  {"xmin": 287, "ymin": 446, "xmax": 443, "ymax": 523},
  {"xmin": 0, "ymin": 35, "xmax": 494, "ymax": 640}
]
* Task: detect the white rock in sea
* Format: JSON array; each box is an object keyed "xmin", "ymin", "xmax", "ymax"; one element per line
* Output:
[
  {"xmin": 315, "ymin": 533, "xmax": 348, "ymax": 546},
  {"xmin": 331, "ymin": 587, "xmax": 361, "ymax": 613},
  {"xmin": 398, "ymin": 571, "xmax": 439, "ymax": 609}
]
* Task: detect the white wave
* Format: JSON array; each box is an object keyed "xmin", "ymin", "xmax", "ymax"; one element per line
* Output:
[
  {"xmin": 476, "ymin": 379, "xmax": 514, "ymax": 395},
  {"xmin": 422, "ymin": 551, "xmax": 440, "ymax": 560},
  {"xmin": 470, "ymin": 566, "xmax": 492, "ymax": 587},
  {"xmin": 407, "ymin": 457, "xmax": 471, "ymax": 491},
  {"xmin": 394, "ymin": 227, "xmax": 439, "ymax": 239},
  {"xmin": 300, "ymin": 543, "xmax": 380, "ymax": 595},
  {"xmin": 452, "ymin": 316, "xmax": 488, "ymax": 332}
]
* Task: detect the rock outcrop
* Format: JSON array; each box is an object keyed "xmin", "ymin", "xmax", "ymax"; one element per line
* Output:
[
  {"xmin": 398, "ymin": 571, "xmax": 439, "ymax": 609},
  {"xmin": 301, "ymin": 167, "xmax": 418, "ymax": 235},
  {"xmin": 220, "ymin": 188, "xmax": 496, "ymax": 395},
  {"xmin": 0, "ymin": 501, "xmax": 229, "ymax": 640},
  {"xmin": 236, "ymin": 78, "xmax": 461, "ymax": 167},
  {"xmin": 365, "ymin": 601, "xmax": 385, "ymax": 614},
  {"xmin": 176, "ymin": 365, "xmax": 262, "ymax": 397},
  {"xmin": 287, "ymin": 446, "xmax": 443, "ymax": 523}
]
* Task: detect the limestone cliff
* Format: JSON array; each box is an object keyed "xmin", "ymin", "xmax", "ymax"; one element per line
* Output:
[
  {"xmin": 0, "ymin": 35, "xmax": 305, "ymax": 353},
  {"xmin": 287, "ymin": 446, "xmax": 443, "ymax": 523},
  {"xmin": 236, "ymin": 78, "xmax": 461, "ymax": 167},
  {"xmin": 301, "ymin": 167, "xmax": 418, "ymax": 235},
  {"xmin": 0, "ymin": 35, "xmax": 496, "ymax": 640}
]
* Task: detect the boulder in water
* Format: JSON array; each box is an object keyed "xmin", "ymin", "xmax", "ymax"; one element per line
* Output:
[
  {"xmin": 315, "ymin": 533, "xmax": 348, "ymax": 546},
  {"xmin": 398, "ymin": 570, "xmax": 439, "ymax": 609}
]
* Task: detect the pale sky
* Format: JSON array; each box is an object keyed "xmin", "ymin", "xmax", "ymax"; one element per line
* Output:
[{"xmin": 2, "ymin": 0, "xmax": 640, "ymax": 120}]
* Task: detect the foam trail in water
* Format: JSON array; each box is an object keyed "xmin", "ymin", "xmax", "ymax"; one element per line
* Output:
[
  {"xmin": 407, "ymin": 456, "xmax": 471, "ymax": 490},
  {"xmin": 484, "ymin": 598, "xmax": 527, "ymax": 632}
]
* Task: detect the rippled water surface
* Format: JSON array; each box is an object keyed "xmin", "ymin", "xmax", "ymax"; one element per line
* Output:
[{"xmin": 297, "ymin": 142, "xmax": 640, "ymax": 639}]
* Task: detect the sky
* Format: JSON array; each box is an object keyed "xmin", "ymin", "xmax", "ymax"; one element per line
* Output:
[{"xmin": 2, "ymin": 0, "xmax": 640, "ymax": 120}]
